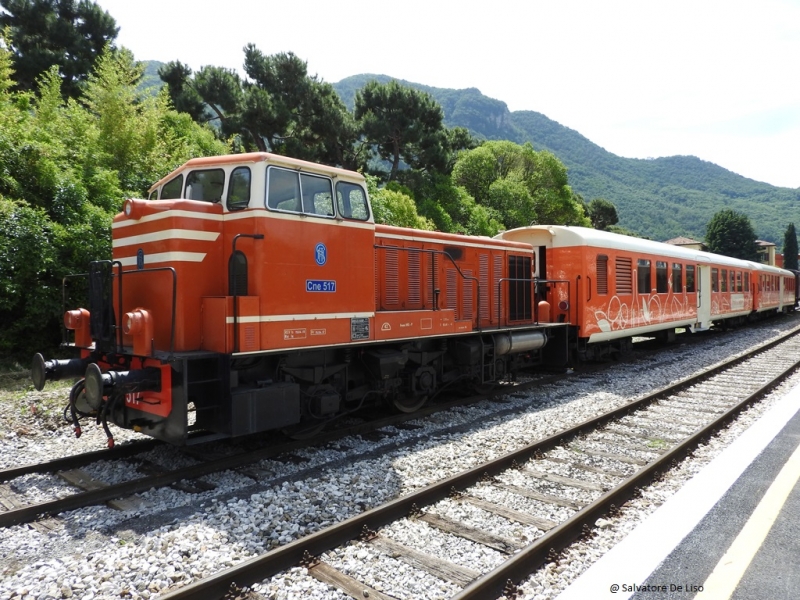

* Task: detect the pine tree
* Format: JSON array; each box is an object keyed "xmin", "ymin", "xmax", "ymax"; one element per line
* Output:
[{"xmin": 783, "ymin": 223, "xmax": 798, "ymax": 270}]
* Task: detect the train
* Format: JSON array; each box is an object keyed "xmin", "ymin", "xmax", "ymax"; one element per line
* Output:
[{"xmin": 30, "ymin": 152, "xmax": 798, "ymax": 446}]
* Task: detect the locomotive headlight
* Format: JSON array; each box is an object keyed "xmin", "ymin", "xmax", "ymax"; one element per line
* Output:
[
  {"xmin": 558, "ymin": 301, "xmax": 570, "ymax": 311},
  {"xmin": 124, "ymin": 200, "xmax": 133, "ymax": 216}
]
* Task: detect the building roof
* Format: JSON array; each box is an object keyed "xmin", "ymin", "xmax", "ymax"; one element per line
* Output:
[{"xmin": 664, "ymin": 236, "xmax": 703, "ymax": 246}]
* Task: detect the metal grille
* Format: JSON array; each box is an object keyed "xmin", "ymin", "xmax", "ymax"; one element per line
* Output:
[
  {"xmin": 494, "ymin": 255, "xmax": 503, "ymax": 321},
  {"xmin": 615, "ymin": 256, "xmax": 633, "ymax": 294},
  {"xmin": 596, "ymin": 255, "xmax": 608, "ymax": 295},
  {"xmin": 408, "ymin": 249, "xmax": 421, "ymax": 305},
  {"xmin": 447, "ymin": 269, "xmax": 458, "ymax": 317},
  {"xmin": 385, "ymin": 248, "xmax": 399, "ymax": 306},
  {"xmin": 463, "ymin": 269, "xmax": 474, "ymax": 321},
  {"xmin": 479, "ymin": 254, "xmax": 489, "ymax": 320}
]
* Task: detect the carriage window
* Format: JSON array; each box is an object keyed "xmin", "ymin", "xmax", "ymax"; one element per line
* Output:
[
  {"xmin": 686, "ymin": 265, "xmax": 696, "ymax": 292},
  {"xmin": 730, "ymin": 271, "xmax": 736, "ymax": 292},
  {"xmin": 300, "ymin": 173, "xmax": 334, "ymax": 216},
  {"xmin": 596, "ymin": 255, "xmax": 608, "ymax": 295},
  {"xmin": 736, "ymin": 271, "xmax": 743, "ymax": 292},
  {"xmin": 637, "ymin": 259, "xmax": 651, "ymax": 294},
  {"xmin": 711, "ymin": 268, "xmax": 718, "ymax": 292},
  {"xmin": 160, "ymin": 174, "xmax": 183, "ymax": 200},
  {"xmin": 656, "ymin": 261, "xmax": 668, "ymax": 293},
  {"xmin": 721, "ymin": 269, "xmax": 728, "ymax": 292},
  {"xmin": 185, "ymin": 169, "xmax": 225, "ymax": 202},
  {"xmin": 226, "ymin": 167, "xmax": 251, "ymax": 211},
  {"xmin": 673, "ymin": 263, "xmax": 683, "ymax": 293},
  {"xmin": 336, "ymin": 181, "xmax": 369, "ymax": 220},
  {"xmin": 744, "ymin": 272, "xmax": 749, "ymax": 292}
]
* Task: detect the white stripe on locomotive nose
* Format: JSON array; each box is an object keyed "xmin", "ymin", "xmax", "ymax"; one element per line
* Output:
[
  {"xmin": 116, "ymin": 252, "xmax": 207, "ymax": 266},
  {"xmin": 112, "ymin": 229, "xmax": 220, "ymax": 247}
]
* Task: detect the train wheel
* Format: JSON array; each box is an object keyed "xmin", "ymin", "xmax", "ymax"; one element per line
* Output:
[{"xmin": 392, "ymin": 393, "xmax": 427, "ymax": 413}]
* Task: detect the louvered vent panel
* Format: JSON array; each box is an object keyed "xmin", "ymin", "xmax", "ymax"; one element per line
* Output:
[
  {"xmin": 408, "ymin": 249, "xmax": 421, "ymax": 305},
  {"xmin": 447, "ymin": 269, "xmax": 458, "ymax": 318},
  {"xmin": 479, "ymin": 254, "xmax": 489, "ymax": 320},
  {"xmin": 463, "ymin": 269, "xmax": 474, "ymax": 321},
  {"xmin": 494, "ymin": 255, "xmax": 503, "ymax": 322},
  {"xmin": 596, "ymin": 255, "xmax": 609, "ymax": 295},
  {"xmin": 385, "ymin": 249, "xmax": 399, "ymax": 305},
  {"xmin": 428, "ymin": 253, "xmax": 438, "ymax": 308},
  {"xmin": 375, "ymin": 252, "xmax": 380, "ymax": 307},
  {"xmin": 615, "ymin": 257, "xmax": 632, "ymax": 294}
]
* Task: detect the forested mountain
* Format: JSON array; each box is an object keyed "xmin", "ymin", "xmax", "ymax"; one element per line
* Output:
[{"xmin": 335, "ymin": 75, "xmax": 800, "ymax": 244}]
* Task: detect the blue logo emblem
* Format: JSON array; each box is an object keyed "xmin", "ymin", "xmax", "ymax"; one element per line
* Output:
[
  {"xmin": 136, "ymin": 249, "xmax": 144, "ymax": 270},
  {"xmin": 315, "ymin": 243, "xmax": 327, "ymax": 266}
]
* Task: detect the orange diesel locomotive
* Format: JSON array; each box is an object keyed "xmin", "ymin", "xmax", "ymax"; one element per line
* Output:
[{"xmin": 32, "ymin": 153, "xmax": 569, "ymax": 446}]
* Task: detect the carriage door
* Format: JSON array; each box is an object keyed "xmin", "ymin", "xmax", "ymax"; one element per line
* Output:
[{"xmin": 695, "ymin": 264, "xmax": 712, "ymax": 331}]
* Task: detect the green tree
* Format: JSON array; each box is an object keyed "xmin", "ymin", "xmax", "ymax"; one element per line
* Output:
[
  {"xmin": 588, "ymin": 198, "xmax": 619, "ymax": 230},
  {"xmin": 365, "ymin": 174, "xmax": 434, "ymax": 230},
  {"xmin": 0, "ymin": 0, "xmax": 118, "ymax": 98},
  {"xmin": 355, "ymin": 80, "xmax": 448, "ymax": 182},
  {"xmin": 0, "ymin": 43, "xmax": 228, "ymax": 360},
  {"xmin": 783, "ymin": 223, "xmax": 798, "ymax": 270},
  {"xmin": 159, "ymin": 48, "xmax": 363, "ymax": 169},
  {"xmin": 452, "ymin": 140, "xmax": 590, "ymax": 231},
  {"xmin": 705, "ymin": 209, "xmax": 759, "ymax": 260}
]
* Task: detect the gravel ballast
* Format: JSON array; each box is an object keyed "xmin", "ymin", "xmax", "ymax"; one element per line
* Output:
[{"xmin": 1, "ymin": 316, "xmax": 799, "ymax": 599}]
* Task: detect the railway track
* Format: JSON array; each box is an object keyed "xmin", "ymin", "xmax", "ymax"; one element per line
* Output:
[
  {"xmin": 0, "ymin": 324, "xmax": 740, "ymax": 531},
  {"xmin": 0, "ymin": 329, "xmax": 714, "ymax": 534},
  {"xmin": 156, "ymin": 326, "xmax": 800, "ymax": 600},
  {"xmin": 0, "ymin": 370, "xmax": 578, "ymax": 529}
]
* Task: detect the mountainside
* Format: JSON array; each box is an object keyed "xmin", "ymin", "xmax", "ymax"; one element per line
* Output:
[{"xmin": 334, "ymin": 75, "xmax": 800, "ymax": 245}]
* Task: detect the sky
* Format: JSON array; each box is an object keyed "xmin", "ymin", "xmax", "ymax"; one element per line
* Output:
[{"xmin": 96, "ymin": 0, "xmax": 800, "ymax": 189}]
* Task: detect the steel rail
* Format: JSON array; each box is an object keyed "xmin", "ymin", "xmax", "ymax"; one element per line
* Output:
[
  {"xmin": 0, "ymin": 371, "xmax": 575, "ymax": 529},
  {"xmin": 454, "ymin": 347, "xmax": 800, "ymax": 599},
  {"xmin": 158, "ymin": 327, "xmax": 800, "ymax": 600},
  {"xmin": 0, "ymin": 439, "xmax": 160, "ymax": 483}
]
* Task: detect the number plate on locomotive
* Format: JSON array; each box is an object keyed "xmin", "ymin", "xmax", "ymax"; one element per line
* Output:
[{"xmin": 306, "ymin": 279, "xmax": 336, "ymax": 292}]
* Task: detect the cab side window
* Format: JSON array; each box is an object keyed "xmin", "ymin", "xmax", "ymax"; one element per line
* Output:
[
  {"xmin": 267, "ymin": 167, "xmax": 301, "ymax": 212},
  {"xmin": 227, "ymin": 167, "xmax": 251, "ymax": 211},
  {"xmin": 267, "ymin": 167, "xmax": 334, "ymax": 217},
  {"xmin": 336, "ymin": 181, "xmax": 370, "ymax": 220},
  {"xmin": 160, "ymin": 175, "xmax": 183, "ymax": 200},
  {"xmin": 300, "ymin": 173, "xmax": 334, "ymax": 216}
]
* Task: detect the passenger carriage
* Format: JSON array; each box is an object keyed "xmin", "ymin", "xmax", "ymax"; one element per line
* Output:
[{"xmin": 497, "ymin": 226, "xmax": 795, "ymax": 360}]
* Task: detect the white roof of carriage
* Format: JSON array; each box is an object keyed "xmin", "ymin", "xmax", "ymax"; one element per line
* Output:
[{"xmin": 498, "ymin": 226, "xmax": 788, "ymax": 273}]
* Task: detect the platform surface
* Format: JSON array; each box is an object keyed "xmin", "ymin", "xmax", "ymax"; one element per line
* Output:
[{"xmin": 555, "ymin": 381, "xmax": 800, "ymax": 600}]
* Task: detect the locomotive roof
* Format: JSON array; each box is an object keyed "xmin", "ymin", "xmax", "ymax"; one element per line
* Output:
[
  {"xmin": 499, "ymin": 226, "xmax": 794, "ymax": 275},
  {"xmin": 148, "ymin": 152, "xmax": 365, "ymax": 194}
]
